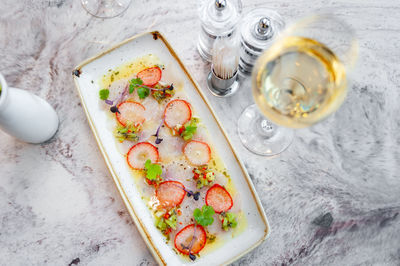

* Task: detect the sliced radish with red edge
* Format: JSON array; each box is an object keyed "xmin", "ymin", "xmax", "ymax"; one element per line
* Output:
[
  {"xmin": 164, "ymin": 99, "xmax": 192, "ymax": 129},
  {"xmin": 127, "ymin": 142, "xmax": 159, "ymax": 170},
  {"xmin": 174, "ymin": 224, "xmax": 206, "ymax": 255},
  {"xmin": 116, "ymin": 101, "xmax": 146, "ymax": 127},
  {"xmin": 205, "ymin": 184, "xmax": 233, "ymax": 213},
  {"xmin": 183, "ymin": 140, "xmax": 211, "ymax": 166},
  {"xmin": 137, "ymin": 67, "xmax": 162, "ymax": 87},
  {"xmin": 156, "ymin": 181, "xmax": 186, "ymax": 208}
]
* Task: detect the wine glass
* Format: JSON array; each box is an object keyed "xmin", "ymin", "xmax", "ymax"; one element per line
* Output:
[
  {"xmin": 238, "ymin": 14, "xmax": 358, "ymax": 156},
  {"xmin": 81, "ymin": 0, "xmax": 132, "ymax": 18}
]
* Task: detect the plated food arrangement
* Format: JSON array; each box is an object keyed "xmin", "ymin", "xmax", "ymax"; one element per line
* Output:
[
  {"xmin": 98, "ymin": 55, "xmax": 245, "ymax": 260},
  {"xmin": 73, "ymin": 31, "xmax": 268, "ymax": 265}
]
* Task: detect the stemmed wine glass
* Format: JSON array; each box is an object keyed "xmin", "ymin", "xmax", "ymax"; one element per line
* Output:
[
  {"xmin": 81, "ymin": 0, "xmax": 132, "ymax": 18},
  {"xmin": 238, "ymin": 14, "xmax": 358, "ymax": 156}
]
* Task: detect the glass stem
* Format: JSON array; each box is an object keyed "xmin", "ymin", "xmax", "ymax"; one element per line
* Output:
[{"xmin": 256, "ymin": 116, "xmax": 276, "ymax": 138}]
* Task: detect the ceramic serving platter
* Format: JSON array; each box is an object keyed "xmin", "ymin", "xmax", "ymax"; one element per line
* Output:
[{"xmin": 72, "ymin": 31, "xmax": 269, "ymax": 265}]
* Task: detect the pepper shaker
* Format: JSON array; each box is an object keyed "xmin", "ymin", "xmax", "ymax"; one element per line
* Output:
[
  {"xmin": 239, "ymin": 8, "xmax": 285, "ymax": 75},
  {"xmin": 197, "ymin": 0, "xmax": 242, "ymax": 62}
]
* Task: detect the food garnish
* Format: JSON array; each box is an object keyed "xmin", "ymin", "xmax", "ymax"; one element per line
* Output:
[
  {"xmin": 100, "ymin": 84, "xmax": 130, "ymax": 113},
  {"xmin": 193, "ymin": 205, "xmax": 215, "ymax": 227},
  {"xmin": 116, "ymin": 101, "xmax": 146, "ymax": 127},
  {"xmin": 128, "ymin": 77, "xmax": 151, "ymax": 99},
  {"xmin": 114, "ymin": 123, "xmax": 140, "ymax": 142},
  {"xmin": 152, "ymin": 84, "xmax": 174, "ymax": 103},
  {"xmin": 170, "ymin": 182, "xmax": 200, "ymax": 201},
  {"xmin": 137, "ymin": 86, "xmax": 150, "ymax": 99},
  {"xmin": 164, "ymin": 99, "xmax": 192, "ymax": 129},
  {"xmin": 205, "ymin": 184, "xmax": 233, "ymax": 213},
  {"xmin": 129, "ymin": 75, "xmax": 174, "ymax": 101},
  {"xmin": 144, "ymin": 159, "xmax": 163, "ymax": 184},
  {"xmin": 183, "ymin": 140, "xmax": 211, "ymax": 166},
  {"xmin": 174, "ymin": 205, "xmax": 215, "ymax": 260},
  {"xmin": 185, "ymin": 189, "xmax": 200, "ymax": 201},
  {"xmin": 152, "ymin": 119, "xmax": 164, "ymax": 144},
  {"xmin": 174, "ymin": 224, "xmax": 206, "ymax": 260},
  {"xmin": 155, "ymin": 208, "xmax": 178, "ymax": 236},
  {"xmin": 137, "ymin": 66, "xmax": 162, "ymax": 86},
  {"xmin": 193, "ymin": 165, "xmax": 215, "ymax": 189},
  {"xmin": 99, "ymin": 88, "xmax": 109, "ymax": 100},
  {"xmin": 127, "ymin": 142, "xmax": 159, "ymax": 170},
  {"xmin": 171, "ymin": 117, "xmax": 199, "ymax": 141},
  {"xmin": 129, "ymin": 77, "xmax": 143, "ymax": 93},
  {"xmin": 206, "ymin": 234, "xmax": 216, "ymax": 243},
  {"xmin": 156, "ymin": 181, "xmax": 186, "ymax": 208},
  {"xmin": 219, "ymin": 212, "xmax": 238, "ymax": 231}
]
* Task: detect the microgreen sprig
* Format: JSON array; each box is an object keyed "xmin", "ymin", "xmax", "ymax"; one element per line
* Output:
[
  {"xmin": 144, "ymin": 159, "xmax": 162, "ymax": 182},
  {"xmin": 171, "ymin": 183, "xmax": 200, "ymax": 201},
  {"xmin": 152, "ymin": 119, "xmax": 164, "ymax": 144},
  {"xmin": 193, "ymin": 205, "xmax": 215, "ymax": 227},
  {"xmin": 129, "ymin": 78, "xmax": 173, "ymax": 100},
  {"xmin": 99, "ymin": 84, "xmax": 129, "ymax": 114}
]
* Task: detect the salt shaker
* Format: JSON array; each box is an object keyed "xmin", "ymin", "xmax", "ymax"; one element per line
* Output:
[
  {"xmin": 197, "ymin": 0, "xmax": 242, "ymax": 62},
  {"xmin": 0, "ymin": 73, "xmax": 59, "ymax": 143},
  {"xmin": 239, "ymin": 8, "xmax": 285, "ymax": 75}
]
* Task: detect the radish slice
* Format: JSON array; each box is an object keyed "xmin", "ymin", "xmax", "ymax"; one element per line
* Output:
[
  {"xmin": 137, "ymin": 67, "xmax": 162, "ymax": 87},
  {"xmin": 183, "ymin": 140, "xmax": 211, "ymax": 166},
  {"xmin": 174, "ymin": 224, "xmax": 206, "ymax": 255},
  {"xmin": 116, "ymin": 101, "xmax": 146, "ymax": 127},
  {"xmin": 205, "ymin": 184, "xmax": 233, "ymax": 213},
  {"xmin": 127, "ymin": 142, "xmax": 159, "ymax": 170},
  {"xmin": 164, "ymin": 99, "xmax": 192, "ymax": 129},
  {"xmin": 156, "ymin": 181, "xmax": 186, "ymax": 208}
]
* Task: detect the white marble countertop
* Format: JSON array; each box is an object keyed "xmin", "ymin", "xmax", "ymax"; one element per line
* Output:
[{"xmin": 1, "ymin": 0, "xmax": 399, "ymax": 265}]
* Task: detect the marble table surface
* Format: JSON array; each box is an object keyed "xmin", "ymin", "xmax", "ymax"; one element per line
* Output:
[{"xmin": 1, "ymin": 0, "xmax": 399, "ymax": 265}]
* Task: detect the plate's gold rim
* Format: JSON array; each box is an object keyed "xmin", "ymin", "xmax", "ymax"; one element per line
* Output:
[{"xmin": 72, "ymin": 30, "xmax": 270, "ymax": 266}]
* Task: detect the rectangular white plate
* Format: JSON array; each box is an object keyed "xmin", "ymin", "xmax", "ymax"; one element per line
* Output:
[{"xmin": 72, "ymin": 31, "xmax": 269, "ymax": 266}]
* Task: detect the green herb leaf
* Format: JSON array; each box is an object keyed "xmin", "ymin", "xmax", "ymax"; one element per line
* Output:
[
  {"xmin": 144, "ymin": 159, "xmax": 162, "ymax": 181},
  {"xmin": 129, "ymin": 83, "xmax": 135, "ymax": 94},
  {"xmin": 129, "ymin": 77, "xmax": 143, "ymax": 94},
  {"xmin": 194, "ymin": 205, "xmax": 215, "ymax": 226},
  {"xmin": 182, "ymin": 125, "xmax": 197, "ymax": 141},
  {"xmin": 137, "ymin": 86, "xmax": 150, "ymax": 99},
  {"xmin": 99, "ymin": 89, "xmax": 109, "ymax": 100},
  {"xmin": 180, "ymin": 118, "xmax": 199, "ymax": 141},
  {"xmin": 130, "ymin": 77, "xmax": 143, "ymax": 86}
]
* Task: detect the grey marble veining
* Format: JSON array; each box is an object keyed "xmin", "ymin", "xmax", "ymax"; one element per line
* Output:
[{"xmin": 0, "ymin": 0, "xmax": 399, "ymax": 265}]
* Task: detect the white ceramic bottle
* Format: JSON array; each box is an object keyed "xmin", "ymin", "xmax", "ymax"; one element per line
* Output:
[{"xmin": 0, "ymin": 73, "xmax": 59, "ymax": 143}]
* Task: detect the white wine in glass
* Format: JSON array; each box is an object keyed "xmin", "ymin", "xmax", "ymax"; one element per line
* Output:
[
  {"xmin": 253, "ymin": 36, "xmax": 347, "ymax": 128},
  {"xmin": 238, "ymin": 14, "xmax": 358, "ymax": 156}
]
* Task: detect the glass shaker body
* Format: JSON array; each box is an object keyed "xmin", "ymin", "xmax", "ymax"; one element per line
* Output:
[
  {"xmin": 239, "ymin": 9, "xmax": 284, "ymax": 75},
  {"xmin": 197, "ymin": 0, "xmax": 242, "ymax": 62}
]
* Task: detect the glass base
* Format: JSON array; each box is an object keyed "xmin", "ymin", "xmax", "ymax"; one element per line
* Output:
[
  {"xmin": 81, "ymin": 0, "xmax": 132, "ymax": 18},
  {"xmin": 238, "ymin": 104, "xmax": 294, "ymax": 156}
]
